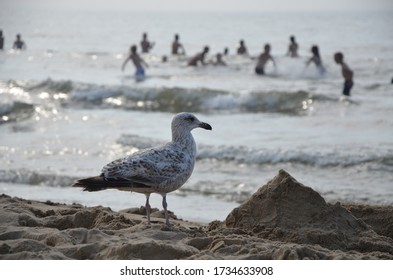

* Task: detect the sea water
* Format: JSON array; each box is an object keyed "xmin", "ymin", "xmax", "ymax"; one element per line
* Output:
[{"xmin": 1, "ymin": 7, "xmax": 392, "ymax": 222}]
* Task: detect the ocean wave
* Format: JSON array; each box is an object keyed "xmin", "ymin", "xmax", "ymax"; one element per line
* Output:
[
  {"xmin": 1, "ymin": 78, "xmax": 342, "ymax": 115},
  {"xmin": 0, "ymin": 101, "xmax": 35, "ymax": 124},
  {"xmin": 70, "ymin": 85, "xmax": 314, "ymax": 114},
  {"xmin": 118, "ymin": 134, "xmax": 393, "ymax": 168},
  {"xmin": 25, "ymin": 78, "xmax": 74, "ymax": 93},
  {"xmin": 0, "ymin": 169, "xmax": 76, "ymax": 187},
  {"xmin": 198, "ymin": 146, "xmax": 393, "ymax": 168},
  {"xmin": 5, "ymin": 78, "xmax": 74, "ymax": 94}
]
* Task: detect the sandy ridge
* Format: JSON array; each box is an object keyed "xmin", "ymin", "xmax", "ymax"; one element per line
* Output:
[{"xmin": 1, "ymin": 170, "xmax": 392, "ymax": 259}]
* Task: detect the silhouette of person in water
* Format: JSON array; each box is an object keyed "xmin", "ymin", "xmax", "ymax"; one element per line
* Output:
[
  {"xmin": 122, "ymin": 45, "xmax": 148, "ymax": 78},
  {"xmin": 211, "ymin": 53, "xmax": 227, "ymax": 66},
  {"xmin": 188, "ymin": 46, "xmax": 209, "ymax": 66},
  {"xmin": 334, "ymin": 52, "xmax": 354, "ymax": 96},
  {"xmin": 140, "ymin": 32, "xmax": 154, "ymax": 53},
  {"xmin": 237, "ymin": 40, "xmax": 248, "ymax": 55},
  {"xmin": 223, "ymin": 47, "xmax": 229, "ymax": 56},
  {"xmin": 171, "ymin": 34, "xmax": 185, "ymax": 55},
  {"xmin": 13, "ymin": 34, "xmax": 26, "ymax": 50},
  {"xmin": 255, "ymin": 44, "xmax": 276, "ymax": 75},
  {"xmin": 287, "ymin": 36, "xmax": 299, "ymax": 57},
  {"xmin": 0, "ymin": 30, "xmax": 4, "ymax": 50},
  {"xmin": 306, "ymin": 45, "xmax": 325, "ymax": 75}
]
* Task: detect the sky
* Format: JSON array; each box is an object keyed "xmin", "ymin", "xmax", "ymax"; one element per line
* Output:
[{"xmin": 2, "ymin": 0, "xmax": 393, "ymax": 12}]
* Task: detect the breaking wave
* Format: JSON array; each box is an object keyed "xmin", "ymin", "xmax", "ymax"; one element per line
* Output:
[
  {"xmin": 0, "ymin": 78, "xmax": 334, "ymax": 116},
  {"xmin": 118, "ymin": 134, "xmax": 393, "ymax": 168}
]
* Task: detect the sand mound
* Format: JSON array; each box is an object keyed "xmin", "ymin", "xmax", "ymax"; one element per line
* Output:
[
  {"xmin": 225, "ymin": 170, "xmax": 393, "ymax": 254},
  {"xmin": 1, "ymin": 170, "xmax": 393, "ymax": 260},
  {"xmin": 343, "ymin": 204, "xmax": 393, "ymax": 240}
]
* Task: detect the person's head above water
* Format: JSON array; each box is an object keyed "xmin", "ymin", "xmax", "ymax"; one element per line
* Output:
[
  {"xmin": 264, "ymin": 43, "xmax": 271, "ymax": 53},
  {"xmin": 311, "ymin": 45, "xmax": 320, "ymax": 57},
  {"xmin": 334, "ymin": 52, "xmax": 344, "ymax": 64}
]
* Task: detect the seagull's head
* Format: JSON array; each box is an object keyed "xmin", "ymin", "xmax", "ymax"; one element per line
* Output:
[{"xmin": 172, "ymin": 112, "xmax": 212, "ymax": 136}]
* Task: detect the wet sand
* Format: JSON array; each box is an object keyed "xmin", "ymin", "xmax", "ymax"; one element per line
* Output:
[{"xmin": 1, "ymin": 170, "xmax": 392, "ymax": 260}]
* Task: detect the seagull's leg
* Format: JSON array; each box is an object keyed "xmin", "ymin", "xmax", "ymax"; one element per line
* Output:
[
  {"xmin": 145, "ymin": 193, "xmax": 151, "ymax": 224},
  {"xmin": 162, "ymin": 194, "xmax": 170, "ymax": 226}
]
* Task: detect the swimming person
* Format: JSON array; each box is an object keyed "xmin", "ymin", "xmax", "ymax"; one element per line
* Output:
[
  {"xmin": 255, "ymin": 44, "xmax": 276, "ymax": 75},
  {"xmin": 212, "ymin": 53, "xmax": 227, "ymax": 66},
  {"xmin": 286, "ymin": 35, "xmax": 299, "ymax": 57},
  {"xmin": 140, "ymin": 32, "xmax": 154, "ymax": 53},
  {"xmin": 13, "ymin": 33, "xmax": 26, "ymax": 50},
  {"xmin": 122, "ymin": 45, "xmax": 148, "ymax": 79},
  {"xmin": 171, "ymin": 34, "xmax": 185, "ymax": 55},
  {"xmin": 334, "ymin": 52, "xmax": 354, "ymax": 96},
  {"xmin": 306, "ymin": 45, "xmax": 326, "ymax": 75},
  {"xmin": 188, "ymin": 46, "xmax": 209, "ymax": 66},
  {"xmin": 237, "ymin": 40, "xmax": 248, "ymax": 55}
]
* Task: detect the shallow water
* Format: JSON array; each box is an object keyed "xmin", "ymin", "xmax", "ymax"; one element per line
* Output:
[{"xmin": 1, "ymin": 7, "xmax": 392, "ymax": 221}]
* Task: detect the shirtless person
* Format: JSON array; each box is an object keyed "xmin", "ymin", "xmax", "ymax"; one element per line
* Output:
[
  {"xmin": 334, "ymin": 52, "xmax": 354, "ymax": 96},
  {"xmin": 237, "ymin": 40, "xmax": 248, "ymax": 55},
  {"xmin": 13, "ymin": 34, "xmax": 26, "ymax": 50},
  {"xmin": 255, "ymin": 44, "xmax": 276, "ymax": 75},
  {"xmin": 212, "ymin": 53, "xmax": 226, "ymax": 66},
  {"xmin": 0, "ymin": 30, "xmax": 4, "ymax": 50},
  {"xmin": 287, "ymin": 36, "xmax": 298, "ymax": 57},
  {"xmin": 171, "ymin": 34, "xmax": 185, "ymax": 55},
  {"xmin": 188, "ymin": 46, "xmax": 209, "ymax": 66},
  {"xmin": 306, "ymin": 45, "xmax": 325, "ymax": 75},
  {"xmin": 140, "ymin": 33, "xmax": 154, "ymax": 53},
  {"xmin": 122, "ymin": 45, "xmax": 148, "ymax": 78}
]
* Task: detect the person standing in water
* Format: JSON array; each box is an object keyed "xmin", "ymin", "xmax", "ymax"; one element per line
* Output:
[
  {"xmin": 237, "ymin": 40, "xmax": 248, "ymax": 55},
  {"xmin": 122, "ymin": 45, "xmax": 149, "ymax": 79},
  {"xmin": 140, "ymin": 32, "xmax": 154, "ymax": 53},
  {"xmin": 334, "ymin": 52, "xmax": 354, "ymax": 96},
  {"xmin": 13, "ymin": 33, "xmax": 26, "ymax": 50},
  {"xmin": 286, "ymin": 35, "xmax": 299, "ymax": 57},
  {"xmin": 306, "ymin": 45, "xmax": 325, "ymax": 75},
  {"xmin": 171, "ymin": 34, "xmax": 185, "ymax": 55},
  {"xmin": 255, "ymin": 43, "xmax": 276, "ymax": 75},
  {"xmin": 0, "ymin": 30, "xmax": 4, "ymax": 50}
]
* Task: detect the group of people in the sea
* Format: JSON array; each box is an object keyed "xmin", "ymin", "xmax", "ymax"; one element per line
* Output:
[
  {"xmin": 0, "ymin": 29, "xmax": 354, "ymax": 97},
  {"xmin": 122, "ymin": 33, "xmax": 354, "ymax": 96},
  {"xmin": 0, "ymin": 31, "xmax": 26, "ymax": 51}
]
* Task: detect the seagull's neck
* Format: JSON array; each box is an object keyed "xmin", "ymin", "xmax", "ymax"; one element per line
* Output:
[
  {"xmin": 172, "ymin": 129, "xmax": 193, "ymax": 144},
  {"xmin": 172, "ymin": 129, "xmax": 196, "ymax": 155}
]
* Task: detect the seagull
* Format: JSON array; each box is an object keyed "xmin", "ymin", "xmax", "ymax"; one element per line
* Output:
[{"xmin": 72, "ymin": 112, "xmax": 212, "ymax": 226}]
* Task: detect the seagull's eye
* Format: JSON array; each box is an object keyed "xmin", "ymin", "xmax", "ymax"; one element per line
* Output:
[{"xmin": 186, "ymin": 116, "xmax": 195, "ymax": 122}]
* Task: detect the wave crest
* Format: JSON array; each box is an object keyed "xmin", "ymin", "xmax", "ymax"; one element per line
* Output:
[{"xmin": 118, "ymin": 134, "xmax": 393, "ymax": 168}]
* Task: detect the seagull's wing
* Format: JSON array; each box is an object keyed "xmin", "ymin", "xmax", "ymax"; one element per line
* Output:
[{"xmin": 101, "ymin": 143, "xmax": 191, "ymax": 188}]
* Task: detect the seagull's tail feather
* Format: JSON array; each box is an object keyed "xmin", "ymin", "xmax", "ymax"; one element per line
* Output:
[
  {"xmin": 72, "ymin": 175, "xmax": 111, "ymax": 192},
  {"xmin": 73, "ymin": 174, "xmax": 140, "ymax": 191}
]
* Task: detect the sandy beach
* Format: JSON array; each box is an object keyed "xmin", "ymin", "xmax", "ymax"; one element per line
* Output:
[{"xmin": 1, "ymin": 170, "xmax": 392, "ymax": 260}]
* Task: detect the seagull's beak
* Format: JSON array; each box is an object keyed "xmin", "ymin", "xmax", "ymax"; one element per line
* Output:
[{"xmin": 199, "ymin": 122, "xmax": 212, "ymax": 130}]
